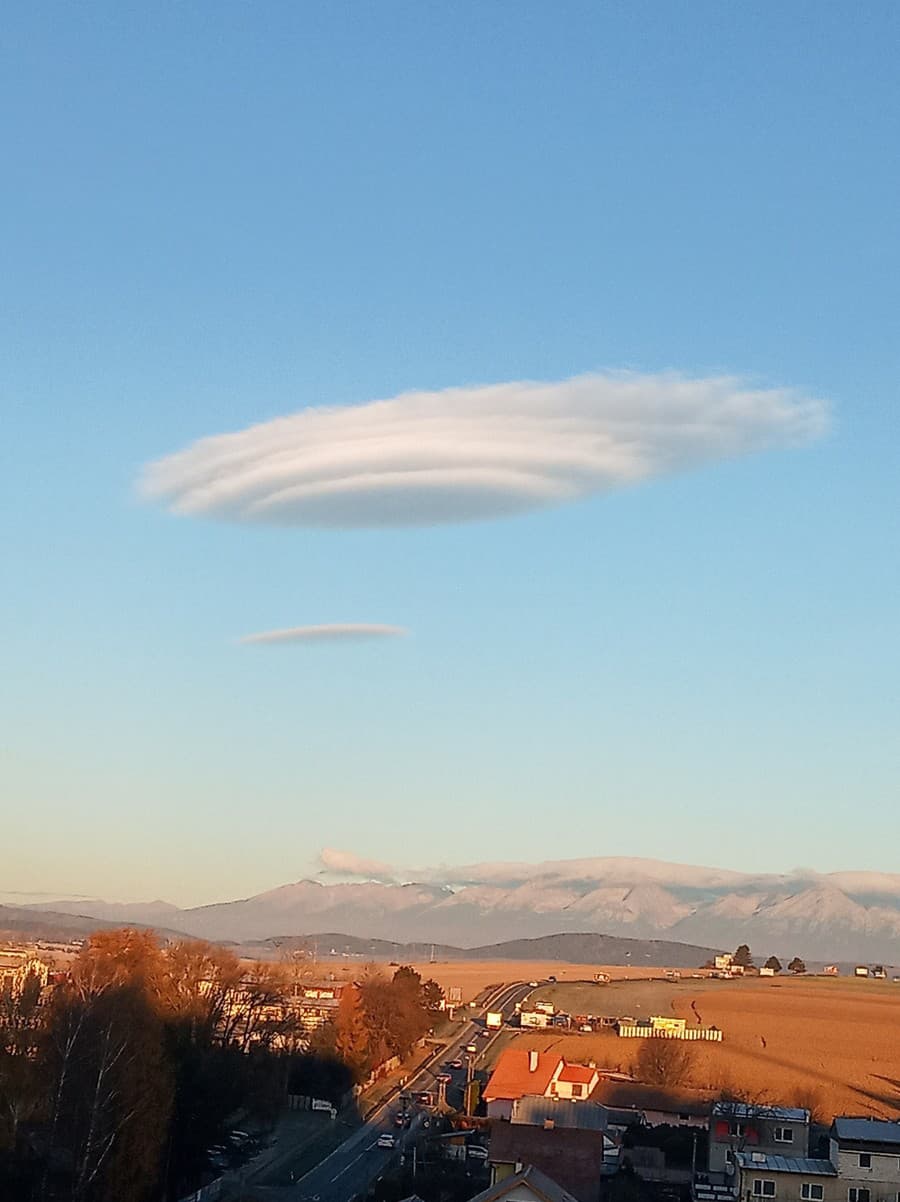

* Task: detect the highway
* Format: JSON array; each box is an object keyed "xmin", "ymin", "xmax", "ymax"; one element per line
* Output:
[{"xmin": 284, "ymin": 978, "xmax": 534, "ymax": 1202}]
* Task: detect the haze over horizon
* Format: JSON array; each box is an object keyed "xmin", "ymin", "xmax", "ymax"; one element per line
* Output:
[{"xmin": 3, "ymin": 4, "xmax": 898, "ymax": 907}]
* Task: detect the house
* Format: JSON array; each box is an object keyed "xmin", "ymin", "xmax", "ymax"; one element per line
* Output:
[
  {"xmin": 485, "ymin": 1051, "xmax": 565, "ymax": 1119},
  {"xmin": 288, "ymin": 982, "xmax": 346, "ymax": 1032},
  {"xmin": 830, "ymin": 1117, "xmax": 900, "ymax": 1202},
  {"xmin": 854, "ymin": 967, "xmax": 869, "ymax": 978},
  {"xmin": 468, "ymin": 1165, "xmax": 579, "ymax": 1202},
  {"xmin": 593, "ymin": 1080, "xmax": 714, "ymax": 1129},
  {"xmin": 0, "ymin": 951, "xmax": 50, "ymax": 995},
  {"xmin": 732, "ymin": 1151, "xmax": 837, "ymax": 1202},
  {"xmin": 490, "ymin": 1099, "xmax": 611, "ymax": 1202},
  {"xmin": 554, "ymin": 1063, "xmax": 600, "ymax": 1101},
  {"xmin": 484, "ymin": 1051, "xmax": 600, "ymax": 1118},
  {"xmin": 708, "ymin": 1103, "xmax": 810, "ymax": 1174},
  {"xmin": 823, "ymin": 966, "xmax": 839, "ymax": 976},
  {"xmin": 728, "ymin": 1117, "xmax": 900, "ymax": 1202}
]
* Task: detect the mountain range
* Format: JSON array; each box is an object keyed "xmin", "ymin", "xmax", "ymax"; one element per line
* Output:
[{"xmin": 15, "ymin": 856, "xmax": 900, "ymax": 961}]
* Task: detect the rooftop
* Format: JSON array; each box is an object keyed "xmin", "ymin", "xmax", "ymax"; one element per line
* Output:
[
  {"xmin": 735, "ymin": 1154, "xmax": 837, "ymax": 1176},
  {"xmin": 832, "ymin": 1118, "xmax": 900, "ymax": 1148},
  {"xmin": 484, "ymin": 1050, "xmax": 563, "ymax": 1102},
  {"xmin": 511, "ymin": 1097, "xmax": 609, "ymax": 1132},
  {"xmin": 594, "ymin": 1080, "xmax": 714, "ymax": 1117},
  {"xmin": 467, "ymin": 1164, "xmax": 580, "ymax": 1202},
  {"xmin": 558, "ymin": 1064, "xmax": 599, "ymax": 1086}
]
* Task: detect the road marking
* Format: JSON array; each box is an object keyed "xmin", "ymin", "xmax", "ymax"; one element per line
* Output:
[{"xmin": 329, "ymin": 1141, "xmax": 381, "ymax": 1183}]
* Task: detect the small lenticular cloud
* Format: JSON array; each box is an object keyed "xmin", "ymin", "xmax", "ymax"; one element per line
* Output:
[{"xmin": 239, "ymin": 623, "xmax": 407, "ymax": 645}]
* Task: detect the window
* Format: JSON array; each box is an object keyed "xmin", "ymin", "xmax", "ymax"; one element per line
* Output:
[
  {"xmin": 775, "ymin": 1128, "xmax": 795, "ymax": 1144},
  {"xmin": 858, "ymin": 1155, "xmax": 871, "ymax": 1169},
  {"xmin": 753, "ymin": 1182, "xmax": 776, "ymax": 1198},
  {"xmin": 801, "ymin": 1185, "xmax": 823, "ymax": 1201},
  {"xmin": 730, "ymin": 1122, "xmax": 746, "ymax": 1137},
  {"xmin": 848, "ymin": 1189, "xmax": 870, "ymax": 1202}
]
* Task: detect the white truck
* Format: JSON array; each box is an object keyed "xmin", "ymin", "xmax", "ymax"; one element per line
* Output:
[{"xmin": 485, "ymin": 1011, "xmax": 503, "ymax": 1029}]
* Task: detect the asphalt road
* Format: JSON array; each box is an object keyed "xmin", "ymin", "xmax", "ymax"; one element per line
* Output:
[{"xmin": 286, "ymin": 978, "xmax": 534, "ymax": 1202}]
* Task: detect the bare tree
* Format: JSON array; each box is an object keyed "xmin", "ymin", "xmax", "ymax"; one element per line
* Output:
[{"xmin": 634, "ymin": 1037, "xmax": 694, "ymax": 1086}]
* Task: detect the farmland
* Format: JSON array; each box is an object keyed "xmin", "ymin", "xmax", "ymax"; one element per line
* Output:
[{"xmin": 483, "ymin": 974, "xmax": 900, "ymax": 1122}]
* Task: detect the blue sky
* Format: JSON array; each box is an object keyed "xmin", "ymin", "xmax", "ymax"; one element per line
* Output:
[{"xmin": 2, "ymin": 2, "xmax": 898, "ymax": 905}]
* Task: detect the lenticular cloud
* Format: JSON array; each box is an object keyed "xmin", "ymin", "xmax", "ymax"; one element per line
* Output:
[
  {"xmin": 139, "ymin": 372, "xmax": 829, "ymax": 527},
  {"xmin": 240, "ymin": 623, "xmax": 407, "ymax": 644}
]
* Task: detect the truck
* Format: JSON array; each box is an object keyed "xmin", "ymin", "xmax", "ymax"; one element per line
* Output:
[{"xmin": 486, "ymin": 1011, "xmax": 503, "ymax": 1029}]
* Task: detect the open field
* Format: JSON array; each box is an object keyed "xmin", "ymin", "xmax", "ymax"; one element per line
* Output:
[
  {"xmin": 403, "ymin": 961, "xmax": 665, "ymax": 1002},
  {"xmin": 490, "ymin": 975, "xmax": 900, "ymax": 1122},
  {"xmin": 288, "ymin": 959, "xmax": 666, "ymax": 1001}
]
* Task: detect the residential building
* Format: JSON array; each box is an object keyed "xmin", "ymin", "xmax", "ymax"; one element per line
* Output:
[
  {"xmin": 485, "ymin": 1051, "xmax": 565, "ymax": 1119},
  {"xmin": 708, "ymin": 1103, "xmax": 810, "ymax": 1174},
  {"xmin": 490, "ymin": 1099, "xmax": 610, "ymax": 1202},
  {"xmin": 468, "ymin": 1165, "xmax": 579, "ymax": 1202},
  {"xmin": 484, "ymin": 1051, "xmax": 604, "ymax": 1118},
  {"xmin": 554, "ymin": 1063, "xmax": 600, "ymax": 1100},
  {"xmin": 287, "ymin": 982, "xmax": 347, "ymax": 1032},
  {"xmin": 732, "ymin": 1151, "xmax": 837, "ymax": 1202},
  {"xmin": 0, "ymin": 950, "xmax": 50, "ymax": 995},
  {"xmin": 830, "ymin": 1118, "xmax": 900, "ymax": 1202}
]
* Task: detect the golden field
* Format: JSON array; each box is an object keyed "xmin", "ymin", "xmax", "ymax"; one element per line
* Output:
[{"xmin": 500, "ymin": 974, "xmax": 900, "ymax": 1122}]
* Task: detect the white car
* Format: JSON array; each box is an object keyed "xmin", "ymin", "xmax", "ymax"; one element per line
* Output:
[
  {"xmin": 467, "ymin": 1146, "xmax": 489, "ymax": 1160},
  {"xmin": 376, "ymin": 1133, "xmax": 396, "ymax": 1149}
]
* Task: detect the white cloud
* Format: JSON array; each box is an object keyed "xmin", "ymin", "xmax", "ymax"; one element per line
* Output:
[
  {"xmin": 239, "ymin": 623, "xmax": 407, "ymax": 645},
  {"xmin": 139, "ymin": 372, "xmax": 829, "ymax": 528},
  {"xmin": 317, "ymin": 848, "xmax": 398, "ymax": 882}
]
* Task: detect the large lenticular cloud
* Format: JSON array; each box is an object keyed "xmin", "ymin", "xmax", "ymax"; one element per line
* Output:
[{"xmin": 139, "ymin": 372, "xmax": 829, "ymax": 528}]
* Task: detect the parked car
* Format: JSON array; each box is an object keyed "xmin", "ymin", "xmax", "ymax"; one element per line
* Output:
[
  {"xmin": 449, "ymin": 1058, "xmax": 463, "ymax": 1069},
  {"xmin": 467, "ymin": 1146, "xmax": 489, "ymax": 1160}
]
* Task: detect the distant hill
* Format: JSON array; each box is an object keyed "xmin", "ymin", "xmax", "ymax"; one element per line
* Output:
[
  {"xmin": 249, "ymin": 930, "xmax": 720, "ymax": 967},
  {"xmin": 0, "ymin": 904, "xmax": 121, "ymax": 940}
]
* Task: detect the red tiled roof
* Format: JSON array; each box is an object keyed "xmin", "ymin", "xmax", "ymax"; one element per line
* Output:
[
  {"xmin": 558, "ymin": 1063, "xmax": 598, "ymax": 1085},
  {"xmin": 484, "ymin": 1049, "xmax": 563, "ymax": 1101}
]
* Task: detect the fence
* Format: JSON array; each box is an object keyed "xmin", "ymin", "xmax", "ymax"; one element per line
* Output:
[{"xmin": 617, "ymin": 1025, "xmax": 723, "ymax": 1041}]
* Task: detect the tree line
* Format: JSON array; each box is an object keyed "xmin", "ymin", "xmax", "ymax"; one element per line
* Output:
[{"xmin": 0, "ymin": 929, "xmax": 444, "ymax": 1202}]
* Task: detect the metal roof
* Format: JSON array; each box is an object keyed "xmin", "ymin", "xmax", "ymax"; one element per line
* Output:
[
  {"xmin": 735, "ymin": 1154, "xmax": 837, "ymax": 1176},
  {"xmin": 511, "ymin": 1096, "xmax": 609, "ymax": 1131},
  {"xmin": 833, "ymin": 1117, "xmax": 900, "ymax": 1146}
]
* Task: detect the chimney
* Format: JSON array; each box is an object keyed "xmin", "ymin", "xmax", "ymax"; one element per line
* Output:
[{"xmin": 529, "ymin": 1050, "xmax": 539, "ymax": 1073}]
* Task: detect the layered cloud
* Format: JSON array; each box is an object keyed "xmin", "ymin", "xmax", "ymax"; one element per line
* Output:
[
  {"xmin": 239, "ymin": 623, "xmax": 407, "ymax": 645},
  {"xmin": 139, "ymin": 372, "xmax": 829, "ymax": 528}
]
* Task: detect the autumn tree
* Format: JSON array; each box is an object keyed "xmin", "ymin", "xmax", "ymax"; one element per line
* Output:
[
  {"xmin": 334, "ymin": 984, "xmax": 371, "ymax": 1080},
  {"xmin": 0, "ymin": 970, "xmax": 45, "ymax": 1150},
  {"xmin": 634, "ymin": 1037, "xmax": 693, "ymax": 1087}
]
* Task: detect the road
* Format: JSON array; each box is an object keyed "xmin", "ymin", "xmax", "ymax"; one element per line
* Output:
[{"xmin": 283, "ymin": 978, "xmax": 534, "ymax": 1202}]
